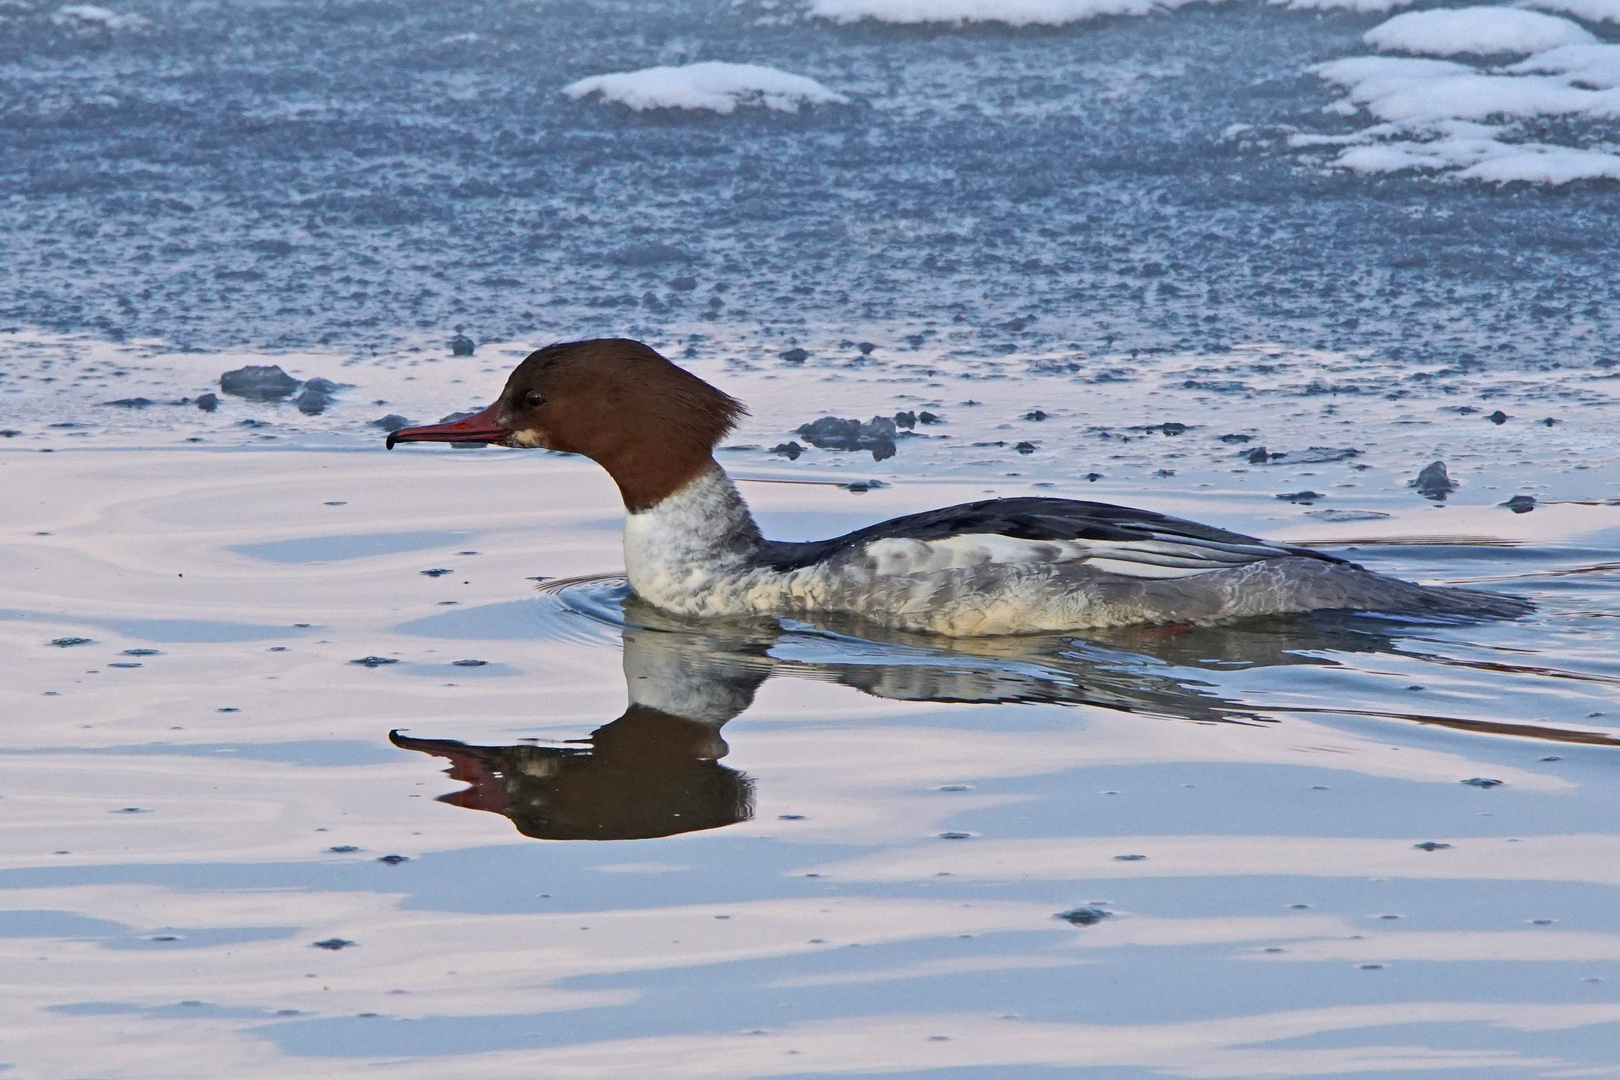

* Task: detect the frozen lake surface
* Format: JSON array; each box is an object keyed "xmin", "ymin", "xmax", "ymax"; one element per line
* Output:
[{"xmin": 2, "ymin": 0, "xmax": 1620, "ymax": 1076}]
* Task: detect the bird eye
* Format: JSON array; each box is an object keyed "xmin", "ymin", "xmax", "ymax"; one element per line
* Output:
[{"xmin": 524, "ymin": 391, "xmax": 544, "ymax": 408}]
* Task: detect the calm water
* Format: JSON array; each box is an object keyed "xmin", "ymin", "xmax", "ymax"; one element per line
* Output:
[{"xmin": 2, "ymin": 0, "xmax": 1620, "ymax": 1076}]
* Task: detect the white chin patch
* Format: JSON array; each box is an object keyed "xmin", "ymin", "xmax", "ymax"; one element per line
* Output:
[{"xmin": 506, "ymin": 428, "xmax": 548, "ymax": 448}]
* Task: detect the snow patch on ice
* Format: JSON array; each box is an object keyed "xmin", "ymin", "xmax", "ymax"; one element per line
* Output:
[
  {"xmin": 1520, "ymin": 0, "xmax": 1620, "ymax": 24},
  {"xmin": 51, "ymin": 3, "xmax": 149, "ymax": 29},
  {"xmin": 563, "ymin": 61, "xmax": 847, "ymax": 114},
  {"xmin": 807, "ymin": 0, "xmax": 1210, "ymax": 27},
  {"xmin": 1297, "ymin": 22, "xmax": 1620, "ymax": 184},
  {"xmin": 1364, "ymin": 7, "xmax": 1595, "ymax": 57}
]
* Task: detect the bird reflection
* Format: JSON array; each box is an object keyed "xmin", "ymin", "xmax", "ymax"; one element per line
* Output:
[{"xmin": 390, "ymin": 598, "xmax": 1438, "ymax": 842}]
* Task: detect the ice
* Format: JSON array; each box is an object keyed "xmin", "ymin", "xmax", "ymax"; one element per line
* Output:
[
  {"xmin": 1363, "ymin": 7, "xmax": 1595, "ymax": 57},
  {"xmin": 1521, "ymin": 0, "xmax": 1620, "ymax": 23},
  {"xmin": 563, "ymin": 61, "xmax": 847, "ymax": 114},
  {"xmin": 807, "ymin": 0, "xmax": 1198, "ymax": 25},
  {"xmin": 1268, "ymin": 0, "xmax": 1415, "ymax": 12}
]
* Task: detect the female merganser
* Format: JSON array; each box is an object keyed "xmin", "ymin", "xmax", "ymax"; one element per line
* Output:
[{"xmin": 387, "ymin": 338, "xmax": 1529, "ymax": 635}]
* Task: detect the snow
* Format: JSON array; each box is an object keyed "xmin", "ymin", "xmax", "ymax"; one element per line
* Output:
[
  {"xmin": 1519, "ymin": 0, "xmax": 1620, "ymax": 24},
  {"xmin": 1300, "ymin": 49, "xmax": 1620, "ymax": 184},
  {"xmin": 563, "ymin": 61, "xmax": 847, "ymax": 114},
  {"xmin": 51, "ymin": 3, "xmax": 149, "ymax": 29},
  {"xmin": 1268, "ymin": 0, "xmax": 1416, "ymax": 14},
  {"xmin": 1507, "ymin": 43, "xmax": 1620, "ymax": 87},
  {"xmin": 1363, "ymin": 7, "xmax": 1595, "ymax": 57},
  {"xmin": 807, "ymin": 0, "xmax": 1204, "ymax": 27}
]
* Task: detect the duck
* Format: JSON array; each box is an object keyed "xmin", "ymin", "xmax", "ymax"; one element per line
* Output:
[{"xmin": 386, "ymin": 338, "xmax": 1529, "ymax": 636}]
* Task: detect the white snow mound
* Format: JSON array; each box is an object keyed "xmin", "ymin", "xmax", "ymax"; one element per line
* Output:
[
  {"xmin": 1519, "ymin": 0, "xmax": 1620, "ymax": 24},
  {"xmin": 52, "ymin": 3, "xmax": 150, "ymax": 29},
  {"xmin": 808, "ymin": 0, "xmax": 1204, "ymax": 27},
  {"xmin": 1364, "ymin": 7, "xmax": 1595, "ymax": 57},
  {"xmin": 563, "ymin": 62, "xmax": 847, "ymax": 114},
  {"xmin": 1506, "ymin": 43, "xmax": 1620, "ymax": 88}
]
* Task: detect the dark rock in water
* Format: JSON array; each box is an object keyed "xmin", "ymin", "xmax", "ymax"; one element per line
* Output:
[
  {"xmin": 840, "ymin": 479, "xmax": 889, "ymax": 493},
  {"xmin": 194, "ymin": 393, "xmax": 218, "ymax": 412},
  {"xmin": 1411, "ymin": 461, "xmax": 1456, "ymax": 500},
  {"xmin": 1158, "ymin": 422, "xmax": 1187, "ymax": 435},
  {"xmin": 1502, "ymin": 495, "xmax": 1536, "ymax": 514},
  {"xmin": 452, "ymin": 659, "xmax": 487, "ymax": 667},
  {"xmin": 1024, "ymin": 410, "xmax": 1049, "ymax": 421},
  {"xmin": 918, "ymin": 411, "xmax": 942, "ymax": 425},
  {"xmin": 770, "ymin": 441, "xmax": 802, "ymax": 460},
  {"xmin": 295, "ymin": 385, "xmax": 334, "ymax": 415},
  {"xmin": 370, "ymin": 414, "xmax": 411, "ymax": 432},
  {"xmin": 221, "ymin": 365, "xmax": 299, "ymax": 401},
  {"xmin": 1246, "ymin": 446, "xmax": 1270, "ymax": 465},
  {"xmin": 1486, "ymin": 410, "xmax": 1509, "ymax": 425},
  {"xmin": 420, "ymin": 568, "xmax": 451, "ymax": 577},
  {"xmin": 1057, "ymin": 907, "xmax": 1110, "ymax": 926},
  {"xmin": 376, "ymin": 854, "xmax": 410, "ymax": 865},
  {"xmin": 669, "ymin": 275, "xmax": 697, "ymax": 292},
  {"xmin": 893, "ymin": 411, "xmax": 917, "ymax": 429},
  {"xmin": 1218, "ymin": 433, "xmax": 1253, "ymax": 444},
  {"xmin": 1114, "ymin": 853, "xmax": 1148, "ymax": 861},
  {"xmin": 1413, "ymin": 842, "xmax": 1452, "ymax": 851},
  {"xmin": 1540, "ymin": 417, "xmax": 1559, "ymax": 426},
  {"xmin": 1085, "ymin": 472, "xmax": 1103, "ymax": 481},
  {"xmin": 0, "ymin": 429, "xmax": 19, "ymax": 437},
  {"xmin": 326, "ymin": 845, "xmax": 360, "ymax": 853},
  {"xmin": 311, "ymin": 938, "xmax": 355, "ymax": 950},
  {"xmin": 1015, "ymin": 441, "xmax": 1036, "ymax": 454},
  {"xmin": 450, "ymin": 334, "xmax": 475, "ymax": 356},
  {"xmin": 237, "ymin": 418, "xmax": 269, "ymax": 428},
  {"xmin": 122, "ymin": 648, "xmax": 161, "ymax": 656},
  {"xmin": 938, "ymin": 831, "xmax": 972, "ymax": 840},
  {"xmin": 104, "ymin": 397, "xmax": 154, "ymax": 408},
  {"xmin": 1277, "ymin": 491, "xmax": 1323, "ymax": 504},
  {"xmin": 779, "ymin": 347, "xmax": 809, "ymax": 363},
  {"xmin": 796, "ymin": 416, "xmax": 898, "ymax": 461},
  {"xmin": 857, "ymin": 341, "xmax": 877, "ymax": 355},
  {"xmin": 349, "ymin": 656, "xmax": 398, "ymax": 667},
  {"xmin": 49, "ymin": 636, "xmax": 94, "ymax": 647},
  {"xmin": 1461, "ymin": 777, "xmax": 1503, "ymax": 788}
]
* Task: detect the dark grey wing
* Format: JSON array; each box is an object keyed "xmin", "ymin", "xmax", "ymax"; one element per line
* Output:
[{"xmin": 754, "ymin": 497, "xmax": 1353, "ymax": 574}]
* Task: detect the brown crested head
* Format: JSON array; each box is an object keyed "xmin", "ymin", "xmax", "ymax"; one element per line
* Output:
[{"xmin": 493, "ymin": 338, "xmax": 746, "ymax": 510}]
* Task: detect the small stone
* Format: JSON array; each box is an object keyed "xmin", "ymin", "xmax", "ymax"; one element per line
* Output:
[
  {"xmin": 857, "ymin": 342, "xmax": 876, "ymax": 355},
  {"xmin": 1057, "ymin": 907, "xmax": 1110, "ymax": 925},
  {"xmin": 451, "ymin": 659, "xmax": 487, "ymax": 667},
  {"xmin": 1486, "ymin": 410, "xmax": 1509, "ymax": 425},
  {"xmin": 312, "ymin": 938, "xmax": 355, "ymax": 950},
  {"xmin": 1502, "ymin": 495, "xmax": 1536, "ymax": 513},
  {"xmin": 1014, "ymin": 441, "xmax": 1036, "ymax": 454},
  {"xmin": 1113, "ymin": 854, "xmax": 1147, "ymax": 861},
  {"xmin": 918, "ymin": 411, "xmax": 941, "ymax": 425},
  {"xmin": 770, "ymin": 441, "xmax": 802, "ymax": 460},
  {"xmin": 1410, "ymin": 461, "xmax": 1456, "ymax": 500},
  {"xmin": 937, "ymin": 831, "xmax": 972, "ymax": 840},
  {"xmin": 104, "ymin": 397, "xmax": 154, "ymax": 408},
  {"xmin": 779, "ymin": 348, "xmax": 809, "ymax": 363},
  {"xmin": 420, "ymin": 568, "xmax": 451, "ymax": 577},
  {"xmin": 1276, "ymin": 491, "xmax": 1324, "ymax": 504},
  {"xmin": 349, "ymin": 656, "xmax": 398, "ymax": 667},
  {"xmin": 893, "ymin": 411, "xmax": 917, "ymax": 429},
  {"xmin": 1413, "ymin": 842, "xmax": 1452, "ymax": 851},
  {"xmin": 194, "ymin": 393, "xmax": 219, "ymax": 412},
  {"xmin": 1024, "ymin": 410, "xmax": 1048, "ymax": 421},
  {"xmin": 450, "ymin": 334, "xmax": 475, "ymax": 356},
  {"xmin": 376, "ymin": 854, "xmax": 409, "ymax": 865},
  {"xmin": 325, "ymin": 845, "xmax": 360, "ymax": 853},
  {"xmin": 1460, "ymin": 777, "xmax": 1503, "ymax": 788}
]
